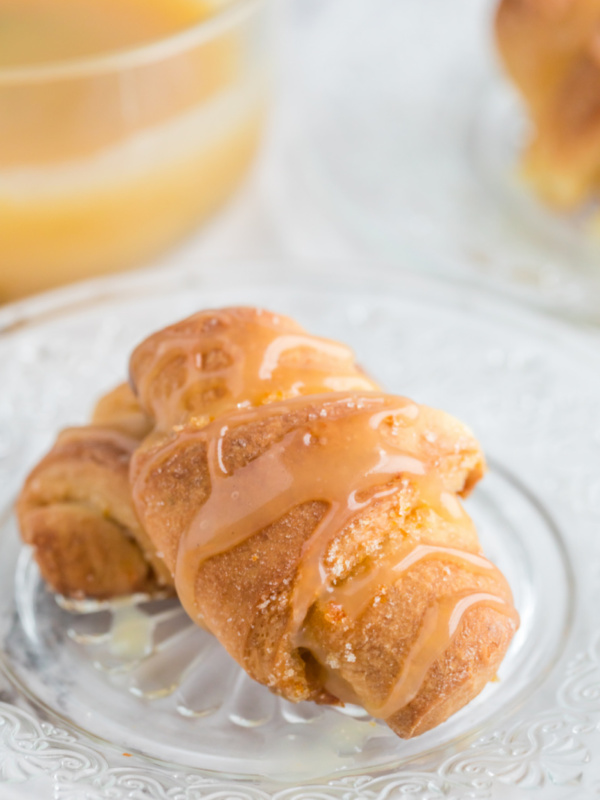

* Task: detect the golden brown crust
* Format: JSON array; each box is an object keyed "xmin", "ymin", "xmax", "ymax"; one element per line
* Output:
[
  {"xmin": 17, "ymin": 407, "xmax": 172, "ymax": 599},
  {"xmin": 92, "ymin": 383, "xmax": 153, "ymax": 440},
  {"xmin": 22, "ymin": 504, "xmax": 158, "ymax": 599},
  {"xmin": 387, "ymin": 603, "xmax": 514, "ymax": 737}
]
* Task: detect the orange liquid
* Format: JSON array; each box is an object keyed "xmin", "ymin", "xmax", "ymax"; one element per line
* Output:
[
  {"xmin": 0, "ymin": 0, "xmax": 219, "ymax": 67},
  {"xmin": 0, "ymin": 0, "xmax": 268, "ymax": 300}
]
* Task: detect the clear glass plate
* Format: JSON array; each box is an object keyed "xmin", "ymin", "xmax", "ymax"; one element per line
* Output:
[
  {"xmin": 274, "ymin": 0, "xmax": 600, "ymax": 324},
  {"xmin": 0, "ymin": 262, "xmax": 598, "ymax": 799}
]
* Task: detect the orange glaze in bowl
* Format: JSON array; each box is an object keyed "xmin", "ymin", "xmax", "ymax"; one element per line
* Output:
[{"xmin": 0, "ymin": 0, "xmax": 270, "ymax": 300}]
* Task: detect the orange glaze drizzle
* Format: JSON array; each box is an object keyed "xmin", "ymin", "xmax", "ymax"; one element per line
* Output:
[
  {"xmin": 328, "ymin": 543, "xmax": 514, "ymax": 622},
  {"xmin": 363, "ymin": 591, "xmax": 518, "ymax": 719},
  {"xmin": 131, "ymin": 308, "xmax": 378, "ymax": 429},
  {"xmin": 169, "ymin": 392, "xmax": 425, "ymax": 624},
  {"xmin": 160, "ymin": 390, "xmax": 515, "ymax": 694},
  {"xmin": 297, "ymin": 589, "xmax": 518, "ymax": 719}
]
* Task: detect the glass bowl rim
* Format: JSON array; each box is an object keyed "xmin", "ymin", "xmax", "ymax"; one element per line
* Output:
[{"xmin": 0, "ymin": 0, "xmax": 265, "ymax": 86}]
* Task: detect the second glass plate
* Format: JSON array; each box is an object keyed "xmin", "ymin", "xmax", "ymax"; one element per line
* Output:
[{"xmin": 274, "ymin": 0, "xmax": 600, "ymax": 322}]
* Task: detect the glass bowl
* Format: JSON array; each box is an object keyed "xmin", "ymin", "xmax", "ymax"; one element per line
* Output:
[
  {"xmin": 0, "ymin": 262, "xmax": 598, "ymax": 798},
  {"xmin": 0, "ymin": 0, "xmax": 271, "ymax": 303}
]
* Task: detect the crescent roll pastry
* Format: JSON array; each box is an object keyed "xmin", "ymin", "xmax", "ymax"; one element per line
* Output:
[
  {"xmin": 496, "ymin": 0, "xmax": 600, "ymax": 208},
  {"xmin": 17, "ymin": 384, "xmax": 173, "ymax": 599},
  {"xmin": 129, "ymin": 307, "xmax": 519, "ymax": 738}
]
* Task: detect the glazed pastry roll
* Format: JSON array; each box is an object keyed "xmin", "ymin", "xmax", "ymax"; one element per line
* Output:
[
  {"xmin": 129, "ymin": 308, "xmax": 518, "ymax": 739},
  {"xmin": 496, "ymin": 0, "xmax": 600, "ymax": 207},
  {"xmin": 17, "ymin": 384, "xmax": 172, "ymax": 599}
]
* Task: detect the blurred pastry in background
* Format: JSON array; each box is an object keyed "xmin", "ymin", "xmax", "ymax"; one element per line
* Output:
[
  {"xmin": 0, "ymin": 0, "xmax": 271, "ymax": 302},
  {"xmin": 496, "ymin": 0, "xmax": 600, "ymax": 209}
]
